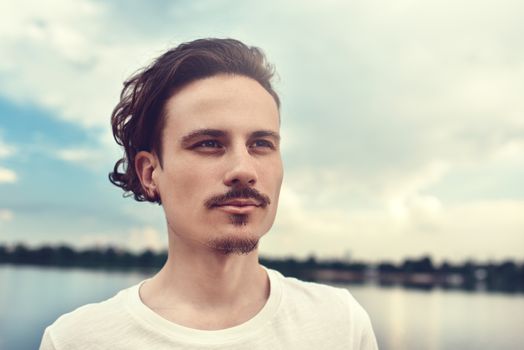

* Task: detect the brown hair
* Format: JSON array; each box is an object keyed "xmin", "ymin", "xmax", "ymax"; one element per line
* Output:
[{"xmin": 109, "ymin": 38, "xmax": 280, "ymax": 204}]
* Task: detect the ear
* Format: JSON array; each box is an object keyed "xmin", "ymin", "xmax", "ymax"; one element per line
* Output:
[{"xmin": 135, "ymin": 151, "xmax": 159, "ymax": 199}]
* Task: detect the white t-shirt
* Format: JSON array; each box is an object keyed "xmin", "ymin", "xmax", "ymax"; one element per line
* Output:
[{"xmin": 40, "ymin": 268, "xmax": 378, "ymax": 349}]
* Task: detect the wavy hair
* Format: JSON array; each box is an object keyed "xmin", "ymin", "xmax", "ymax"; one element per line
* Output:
[{"xmin": 109, "ymin": 38, "xmax": 280, "ymax": 204}]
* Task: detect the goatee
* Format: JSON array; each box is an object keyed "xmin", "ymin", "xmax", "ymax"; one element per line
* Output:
[{"xmin": 207, "ymin": 236, "xmax": 259, "ymax": 255}]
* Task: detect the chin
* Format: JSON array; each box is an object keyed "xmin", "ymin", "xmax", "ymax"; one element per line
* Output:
[{"xmin": 207, "ymin": 233, "xmax": 260, "ymax": 255}]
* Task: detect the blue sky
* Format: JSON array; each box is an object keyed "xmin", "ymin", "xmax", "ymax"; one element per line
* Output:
[{"xmin": 1, "ymin": 0, "xmax": 523, "ymax": 262}]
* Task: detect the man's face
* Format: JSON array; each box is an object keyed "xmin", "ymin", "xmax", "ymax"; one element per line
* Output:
[{"xmin": 152, "ymin": 74, "xmax": 283, "ymax": 254}]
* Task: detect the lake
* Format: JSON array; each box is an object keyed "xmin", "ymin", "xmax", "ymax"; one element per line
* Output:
[{"xmin": 1, "ymin": 265, "xmax": 523, "ymax": 349}]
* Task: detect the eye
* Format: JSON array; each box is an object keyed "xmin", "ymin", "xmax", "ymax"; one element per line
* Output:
[
  {"xmin": 188, "ymin": 139, "xmax": 225, "ymax": 154},
  {"xmin": 250, "ymin": 139, "xmax": 275, "ymax": 149},
  {"xmin": 192, "ymin": 140, "xmax": 222, "ymax": 149}
]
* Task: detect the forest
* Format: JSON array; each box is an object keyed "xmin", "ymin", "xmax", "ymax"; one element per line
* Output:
[{"xmin": 1, "ymin": 243, "xmax": 523, "ymax": 293}]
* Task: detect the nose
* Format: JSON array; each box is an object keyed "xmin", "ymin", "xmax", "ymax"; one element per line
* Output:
[{"xmin": 223, "ymin": 148, "xmax": 258, "ymax": 187}]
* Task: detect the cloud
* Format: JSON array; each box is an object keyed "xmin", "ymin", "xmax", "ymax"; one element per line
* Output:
[
  {"xmin": 266, "ymin": 184, "xmax": 524, "ymax": 262},
  {"xmin": 73, "ymin": 226, "xmax": 164, "ymax": 252},
  {"xmin": 0, "ymin": 138, "xmax": 15, "ymax": 158},
  {"xmin": 55, "ymin": 145, "xmax": 117, "ymax": 171},
  {"xmin": 0, "ymin": 209, "xmax": 14, "ymax": 222},
  {"xmin": 0, "ymin": 167, "xmax": 17, "ymax": 183},
  {"xmin": 126, "ymin": 226, "xmax": 165, "ymax": 252},
  {"xmin": 49, "ymin": 125, "xmax": 124, "ymax": 171},
  {"xmin": 75, "ymin": 233, "xmax": 118, "ymax": 249},
  {"xmin": 56, "ymin": 148, "xmax": 100, "ymax": 162},
  {"xmin": 0, "ymin": 0, "xmax": 165, "ymax": 131},
  {"xmin": 0, "ymin": 136, "xmax": 17, "ymax": 183}
]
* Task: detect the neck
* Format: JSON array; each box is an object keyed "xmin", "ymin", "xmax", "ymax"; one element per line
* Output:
[{"xmin": 139, "ymin": 230, "xmax": 269, "ymax": 324}]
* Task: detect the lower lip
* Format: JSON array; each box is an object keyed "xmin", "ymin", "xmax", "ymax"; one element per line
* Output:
[{"xmin": 214, "ymin": 205, "xmax": 258, "ymax": 214}]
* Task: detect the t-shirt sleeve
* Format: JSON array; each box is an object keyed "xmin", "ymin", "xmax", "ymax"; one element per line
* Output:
[
  {"xmin": 359, "ymin": 311, "xmax": 379, "ymax": 350},
  {"xmin": 344, "ymin": 289, "xmax": 379, "ymax": 350},
  {"xmin": 39, "ymin": 328, "xmax": 57, "ymax": 350}
]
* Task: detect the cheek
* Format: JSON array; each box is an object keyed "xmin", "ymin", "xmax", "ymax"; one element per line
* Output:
[
  {"xmin": 265, "ymin": 160, "xmax": 283, "ymax": 193},
  {"xmin": 159, "ymin": 162, "xmax": 210, "ymax": 205}
]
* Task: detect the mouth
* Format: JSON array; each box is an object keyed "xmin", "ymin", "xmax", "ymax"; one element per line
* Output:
[
  {"xmin": 217, "ymin": 199, "xmax": 260, "ymax": 207},
  {"xmin": 213, "ymin": 199, "xmax": 261, "ymax": 214}
]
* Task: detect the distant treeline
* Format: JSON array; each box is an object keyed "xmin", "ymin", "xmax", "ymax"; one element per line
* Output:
[{"xmin": 1, "ymin": 244, "xmax": 523, "ymax": 294}]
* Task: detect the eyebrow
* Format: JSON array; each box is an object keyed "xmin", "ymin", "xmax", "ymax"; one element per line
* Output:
[
  {"xmin": 250, "ymin": 130, "xmax": 281, "ymax": 143},
  {"xmin": 180, "ymin": 128, "xmax": 280, "ymax": 147}
]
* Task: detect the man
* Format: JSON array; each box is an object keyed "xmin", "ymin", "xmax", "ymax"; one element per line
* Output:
[{"xmin": 40, "ymin": 38, "xmax": 378, "ymax": 349}]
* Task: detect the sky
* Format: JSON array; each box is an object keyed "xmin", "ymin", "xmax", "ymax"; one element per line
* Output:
[{"xmin": 0, "ymin": 0, "xmax": 523, "ymax": 263}]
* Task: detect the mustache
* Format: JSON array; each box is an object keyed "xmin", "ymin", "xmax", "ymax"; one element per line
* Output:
[{"xmin": 204, "ymin": 187, "xmax": 271, "ymax": 209}]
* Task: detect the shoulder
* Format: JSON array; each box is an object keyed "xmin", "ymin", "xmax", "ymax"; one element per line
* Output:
[
  {"xmin": 42, "ymin": 284, "xmax": 138, "ymax": 348},
  {"xmin": 268, "ymin": 268, "xmax": 377, "ymax": 344},
  {"xmin": 270, "ymin": 268, "xmax": 361, "ymax": 311},
  {"xmin": 52, "ymin": 287, "xmax": 128, "ymax": 325}
]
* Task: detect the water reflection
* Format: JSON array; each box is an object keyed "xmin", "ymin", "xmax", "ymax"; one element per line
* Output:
[{"xmin": 1, "ymin": 265, "xmax": 523, "ymax": 350}]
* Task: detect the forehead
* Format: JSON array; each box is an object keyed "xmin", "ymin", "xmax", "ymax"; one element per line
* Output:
[{"xmin": 162, "ymin": 74, "xmax": 280, "ymax": 137}]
